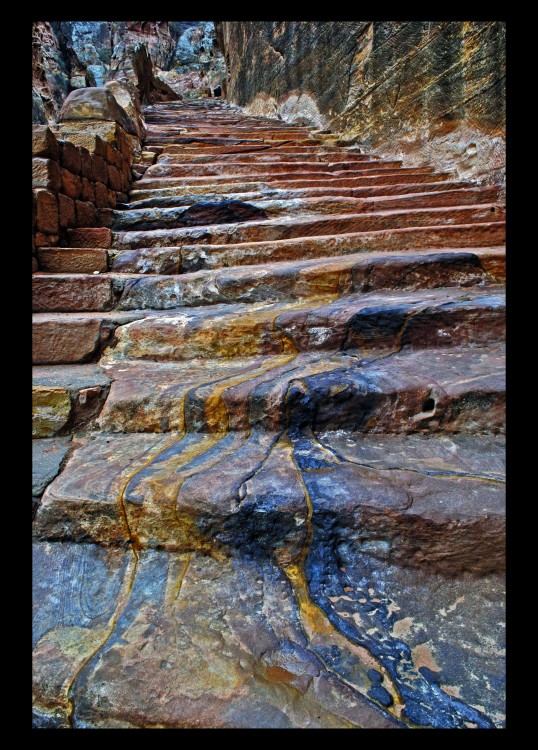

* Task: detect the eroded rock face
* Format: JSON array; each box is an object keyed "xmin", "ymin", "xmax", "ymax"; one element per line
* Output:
[
  {"xmin": 32, "ymin": 22, "xmax": 226, "ymax": 126},
  {"xmin": 217, "ymin": 21, "xmax": 506, "ymax": 185},
  {"xmin": 32, "ymin": 22, "xmax": 71, "ymax": 123}
]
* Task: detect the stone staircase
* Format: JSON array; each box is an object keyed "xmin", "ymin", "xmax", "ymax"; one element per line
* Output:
[{"xmin": 32, "ymin": 99, "xmax": 505, "ymax": 729}]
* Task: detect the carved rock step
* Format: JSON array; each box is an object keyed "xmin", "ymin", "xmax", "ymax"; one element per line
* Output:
[
  {"xmin": 32, "ymin": 310, "xmax": 146, "ymax": 364},
  {"xmin": 32, "ymin": 540, "xmax": 504, "ymax": 728},
  {"xmin": 129, "ymin": 172, "xmax": 456, "ymax": 200},
  {"xmin": 114, "ymin": 205, "xmax": 505, "ymax": 250},
  {"xmin": 34, "ymin": 391, "xmax": 504, "ymax": 575},
  {"xmin": 32, "ymin": 364, "xmax": 111, "ymax": 438},
  {"xmin": 96, "ymin": 343, "xmax": 505, "ymax": 435},
  {"xmin": 158, "ymin": 143, "xmax": 372, "ymax": 155},
  {"xmin": 124, "ymin": 181, "xmax": 478, "ymax": 211},
  {"xmin": 112, "ymin": 248, "xmax": 505, "ymax": 308},
  {"xmin": 36, "ymin": 247, "xmax": 109, "ymax": 274},
  {"xmin": 112, "ymin": 188, "xmax": 502, "ymax": 231},
  {"xmin": 32, "ymin": 248, "xmax": 504, "ymax": 312},
  {"xmin": 145, "ymin": 136, "xmax": 322, "ymax": 147},
  {"xmin": 102, "ymin": 285, "xmax": 505, "ymax": 362},
  {"xmin": 174, "ymin": 224, "xmax": 506, "ymax": 270},
  {"xmin": 156, "ymin": 150, "xmax": 380, "ymax": 163},
  {"xmin": 135, "ymin": 166, "xmax": 439, "ymax": 189},
  {"xmin": 145, "ymin": 160, "xmax": 405, "ymax": 177}
]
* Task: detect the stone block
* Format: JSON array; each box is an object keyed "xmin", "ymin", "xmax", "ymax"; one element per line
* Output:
[
  {"xmin": 34, "ymin": 232, "xmax": 59, "ymax": 247},
  {"xmin": 32, "ymin": 436, "xmax": 72, "ymax": 496},
  {"xmin": 66, "ymin": 227, "xmax": 112, "ymax": 248},
  {"xmin": 32, "ymin": 386, "xmax": 72, "ymax": 438},
  {"xmin": 60, "ymin": 140, "xmax": 81, "ymax": 174},
  {"xmin": 96, "ymin": 208, "xmax": 114, "ymax": 227},
  {"xmin": 81, "ymin": 177, "xmax": 95, "ymax": 203},
  {"xmin": 34, "ymin": 189, "xmax": 59, "ymax": 235},
  {"xmin": 33, "ymin": 275, "xmax": 115, "ymax": 312},
  {"xmin": 32, "ymin": 126, "xmax": 60, "ymax": 161},
  {"xmin": 105, "ymin": 142, "xmax": 121, "ymax": 167},
  {"xmin": 75, "ymin": 200, "xmax": 97, "ymax": 227},
  {"xmin": 58, "ymin": 193, "xmax": 75, "ymax": 228},
  {"xmin": 79, "ymin": 146, "xmax": 92, "ymax": 179},
  {"xmin": 32, "ymin": 317, "xmax": 103, "ymax": 364},
  {"xmin": 94, "ymin": 181, "xmax": 110, "ymax": 208},
  {"xmin": 58, "ymin": 87, "xmax": 138, "ymax": 136},
  {"xmin": 107, "ymin": 189, "xmax": 117, "ymax": 208},
  {"xmin": 91, "ymin": 154, "xmax": 109, "ymax": 184},
  {"xmin": 107, "ymin": 164, "xmax": 121, "ymax": 191},
  {"xmin": 36, "ymin": 247, "xmax": 108, "ymax": 273},
  {"xmin": 33, "ymin": 158, "xmax": 61, "ymax": 192},
  {"xmin": 60, "ymin": 168, "xmax": 82, "ymax": 200},
  {"xmin": 54, "ymin": 130, "xmax": 107, "ymax": 158}
]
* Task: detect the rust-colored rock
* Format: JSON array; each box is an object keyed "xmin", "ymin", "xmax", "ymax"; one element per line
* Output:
[
  {"xmin": 75, "ymin": 200, "xmax": 97, "ymax": 227},
  {"xmin": 37, "ymin": 247, "xmax": 108, "ymax": 274},
  {"xmin": 90, "ymin": 154, "xmax": 109, "ymax": 184},
  {"xmin": 60, "ymin": 168, "xmax": 82, "ymax": 200},
  {"xmin": 59, "ymin": 140, "xmax": 81, "ymax": 174},
  {"xmin": 94, "ymin": 181, "xmax": 110, "ymax": 208},
  {"xmin": 32, "ymin": 274, "xmax": 116, "ymax": 312},
  {"xmin": 34, "ymin": 190, "xmax": 59, "ymax": 235},
  {"xmin": 58, "ymin": 193, "xmax": 75, "ymax": 228},
  {"xmin": 33, "ymin": 158, "xmax": 61, "ymax": 192},
  {"xmin": 67, "ymin": 227, "xmax": 112, "ymax": 248},
  {"xmin": 32, "ymin": 125, "xmax": 60, "ymax": 160}
]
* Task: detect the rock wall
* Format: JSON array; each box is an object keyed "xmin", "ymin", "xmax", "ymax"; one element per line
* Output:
[
  {"xmin": 32, "ymin": 21, "xmax": 226, "ymax": 123},
  {"xmin": 217, "ymin": 21, "xmax": 505, "ymax": 184},
  {"xmin": 32, "ymin": 86, "xmax": 144, "ymax": 269}
]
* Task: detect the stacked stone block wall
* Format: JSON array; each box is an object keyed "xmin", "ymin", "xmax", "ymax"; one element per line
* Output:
[{"xmin": 32, "ymin": 123, "xmax": 136, "ymax": 271}]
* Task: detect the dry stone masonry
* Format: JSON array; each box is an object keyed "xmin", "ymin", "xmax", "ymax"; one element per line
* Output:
[{"xmin": 32, "ymin": 30, "xmax": 505, "ymax": 730}]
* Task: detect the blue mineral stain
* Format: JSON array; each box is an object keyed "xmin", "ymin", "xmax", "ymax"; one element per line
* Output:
[
  {"xmin": 32, "ymin": 542, "xmax": 129, "ymax": 647},
  {"xmin": 368, "ymin": 685, "xmax": 393, "ymax": 707},
  {"xmin": 289, "ymin": 435, "xmax": 496, "ymax": 729}
]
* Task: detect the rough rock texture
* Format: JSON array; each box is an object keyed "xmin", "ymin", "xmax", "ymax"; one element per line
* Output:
[
  {"xmin": 33, "ymin": 98, "xmax": 505, "ymax": 728},
  {"xmin": 217, "ymin": 22, "xmax": 505, "ymax": 185},
  {"xmin": 32, "ymin": 22, "xmax": 226, "ymax": 126}
]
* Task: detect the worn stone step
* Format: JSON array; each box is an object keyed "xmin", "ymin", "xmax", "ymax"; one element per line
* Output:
[
  {"xmin": 145, "ymin": 160, "xmax": 404, "ymax": 178},
  {"xmin": 159, "ymin": 143, "xmax": 368, "ymax": 155},
  {"xmin": 36, "ymin": 247, "xmax": 109, "ymax": 273},
  {"xmin": 110, "ymin": 249, "xmax": 504, "ymax": 308},
  {"xmin": 112, "ymin": 188, "xmax": 501, "ymax": 231},
  {"xmin": 102, "ymin": 285, "xmax": 505, "ymax": 363},
  {"xmin": 32, "ymin": 310, "xmax": 146, "ymax": 364},
  {"xmin": 96, "ymin": 339, "xmax": 505, "ymax": 437},
  {"xmin": 128, "ymin": 172, "xmax": 455, "ymax": 201},
  {"xmin": 114, "ymin": 205, "xmax": 504, "ymax": 250},
  {"xmin": 138, "ymin": 162, "xmax": 433, "ymax": 188},
  {"xmin": 123, "ymin": 181, "xmax": 477, "ymax": 211},
  {"xmin": 145, "ymin": 136, "xmax": 322, "ymax": 147},
  {"xmin": 32, "ymin": 364, "xmax": 111, "ymax": 438},
  {"xmin": 34, "ymin": 350, "xmax": 504, "ymax": 573},
  {"xmin": 157, "ymin": 151, "xmax": 379, "ymax": 163},
  {"xmin": 175, "ymin": 223, "xmax": 505, "ymax": 270},
  {"xmin": 32, "ymin": 538, "xmax": 503, "ymax": 729},
  {"xmin": 33, "ymin": 251, "xmax": 505, "ymax": 314}
]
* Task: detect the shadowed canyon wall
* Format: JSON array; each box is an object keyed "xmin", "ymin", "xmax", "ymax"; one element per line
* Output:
[{"xmin": 216, "ymin": 21, "xmax": 505, "ymax": 184}]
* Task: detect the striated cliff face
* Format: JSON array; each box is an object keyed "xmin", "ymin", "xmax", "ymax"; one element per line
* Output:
[{"xmin": 217, "ymin": 22, "xmax": 505, "ymax": 184}]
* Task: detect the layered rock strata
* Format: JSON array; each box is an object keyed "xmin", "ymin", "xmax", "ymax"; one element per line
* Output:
[
  {"xmin": 32, "ymin": 99, "xmax": 505, "ymax": 729},
  {"xmin": 216, "ymin": 22, "xmax": 505, "ymax": 185}
]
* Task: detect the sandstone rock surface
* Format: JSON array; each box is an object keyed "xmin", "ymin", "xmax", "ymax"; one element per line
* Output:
[{"xmin": 33, "ymin": 98, "xmax": 505, "ymax": 729}]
